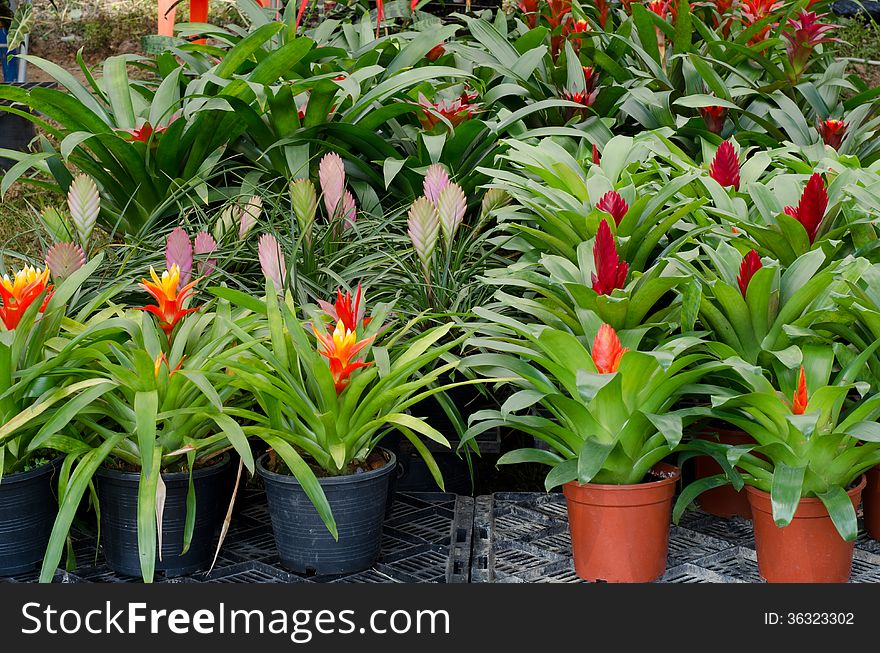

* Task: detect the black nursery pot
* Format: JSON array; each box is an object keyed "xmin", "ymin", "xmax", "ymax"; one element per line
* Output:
[
  {"xmin": 0, "ymin": 458, "xmax": 60, "ymax": 576},
  {"xmin": 96, "ymin": 454, "xmax": 232, "ymax": 578},
  {"xmin": 257, "ymin": 449, "xmax": 396, "ymax": 576}
]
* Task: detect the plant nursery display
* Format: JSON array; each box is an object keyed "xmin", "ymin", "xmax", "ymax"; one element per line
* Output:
[{"xmin": 0, "ymin": 0, "xmax": 878, "ymax": 586}]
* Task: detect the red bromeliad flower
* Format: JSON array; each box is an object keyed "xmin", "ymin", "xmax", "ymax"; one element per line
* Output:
[
  {"xmin": 138, "ymin": 265, "xmax": 200, "ymax": 336},
  {"xmin": 595, "ymin": 190, "xmax": 628, "ymax": 225},
  {"xmin": 595, "ymin": 0, "xmax": 609, "ymax": 27},
  {"xmin": 0, "ymin": 265, "xmax": 53, "ymax": 330},
  {"xmin": 518, "ymin": 0, "xmax": 540, "ymax": 28},
  {"xmin": 592, "ymin": 144, "xmax": 601, "ymax": 165},
  {"xmin": 647, "ymin": 0, "xmax": 670, "ymax": 17},
  {"xmin": 592, "ymin": 323, "xmax": 629, "ymax": 374},
  {"xmin": 709, "ymin": 141, "xmax": 740, "ymax": 190},
  {"xmin": 562, "ymin": 87, "xmax": 600, "ymax": 113},
  {"xmin": 699, "ymin": 105, "xmax": 727, "ymax": 134},
  {"xmin": 312, "ymin": 320, "xmax": 375, "ymax": 394},
  {"xmin": 736, "ymin": 250, "xmax": 762, "ymax": 297},
  {"xmin": 818, "ymin": 118, "xmax": 847, "ymax": 150},
  {"xmin": 740, "ymin": 0, "xmax": 783, "ymax": 45},
  {"xmin": 121, "ymin": 119, "xmax": 174, "ymax": 143},
  {"xmin": 791, "ymin": 366, "xmax": 808, "ymax": 414},
  {"xmin": 784, "ymin": 11, "xmax": 840, "ymax": 78},
  {"xmin": 418, "ymin": 93, "xmax": 479, "ymax": 129},
  {"xmin": 318, "ymin": 285, "xmax": 372, "ymax": 333},
  {"xmin": 783, "ymin": 173, "xmax": 827, "ymax": 244},
  {"xmin": 591, "ymin": 219, "xmax": 628, "ymax": 295},
  {"xmin": 426, "ymin": 43, "xmax": 446, "ymax": 61},
  {"xmin": 546, "ymin": 0, "xmax": 573, "ymax": 58}
]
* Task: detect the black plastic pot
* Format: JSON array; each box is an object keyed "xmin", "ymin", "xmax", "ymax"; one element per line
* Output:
[
  {"xmin": 95, "ymin": 454, "xmax": 232, "ymax": 578},
  {"xmin": 257, "ymin": 449, "xmax": 396, "ymax": 576},
  {"xmin": 0, "ymin": 458, "xmax": 60, "ymax": 576},
  {"xmin": 0, "ymin": 82, "xmax": 54, "ymax": 171}
]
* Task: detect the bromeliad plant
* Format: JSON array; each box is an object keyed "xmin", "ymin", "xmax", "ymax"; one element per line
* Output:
[
  {"xmin": 398, "ymin": 164, "xmax": 509, "ymax": 317},
  {"xmin": 675, "ymin": 347, "xmax": 880, "ymax": 541},
  {"xmin": 211, "ymin": 277, "xmax": 479, "ymax": 537},
  {"xmin": 39, "ymin": 266, "xmax": 255, "ymax": 583},
  {"xmin": 671, "ymin": 244, "xmax": 870, "ymax": 370},
  {"xmin": 461, "ymin": 314, "xmax": 723, "ymax": 487},
  {"xmin": 0, "ymin": 256, "xmax": 112, "ymax": 477}
]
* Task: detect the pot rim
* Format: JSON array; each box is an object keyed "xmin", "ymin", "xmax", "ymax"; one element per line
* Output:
[
  {"xmin": 564, "ymin": 462, "xmax": 680, "ymax": 492},
  {"xmin": 0, "ymin": 455, "xmax": 64, "ymax": 485},
  {"xmin": 746, "ymin": 474, "xmax": 867, "ymax": 505},
  {"xmin": 256, "ymin": 448, "xmax": 396, "ymax": 486},
  {"xmin": 96, "ymin": 452, "xmax": 232, "ymax": 482}
]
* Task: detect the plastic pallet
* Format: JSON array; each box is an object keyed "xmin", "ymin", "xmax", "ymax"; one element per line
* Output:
[
  {"xmin": 2, "ymin": 491, "xmax": 473, "ymax": 584},
  {"xmin": 471, "ymin": 492, "xmax": 880, "ymax": 583}
]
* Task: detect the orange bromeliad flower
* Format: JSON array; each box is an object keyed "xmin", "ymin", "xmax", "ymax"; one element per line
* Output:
[
  {"xmin": 138, "ymin": 265, "xmax": 200, "ymax": 336},
  {"xmin": 0, "ymin": 265, "xmax": 54, "ymax": 330},
  {"xmin": 792, "ymin": 366, "xmax": 808, "ymax": 415},
  {"xmin": 313, "ymin": 320, "xmax": 375, "ymax": 394},
  {"xmin": 592, "ymin": 323, "xmax": 628, "ymax": 374}
]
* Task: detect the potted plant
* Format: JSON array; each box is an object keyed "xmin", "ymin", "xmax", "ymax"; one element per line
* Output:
[
  {"xmin": 675, "ymin": 347, "xmax": 880, "ymax": 582},
  {"xmin": 0, "ymin": 256, "xmax": 113, "ymax": 576},
  {"xmin": 38, "ymin": 265, "xmax": 254, "ymax": 582},
  {"xmin": 462, "ymin": 312, "xmax": 723, "ymax": 582},
  {"xmin": 212, "ymin": 272, "xmax": 476, "ymax": 575},
  {"xmin": 671, "ymin": 244, "xmax": 868, "ymax": 518}
]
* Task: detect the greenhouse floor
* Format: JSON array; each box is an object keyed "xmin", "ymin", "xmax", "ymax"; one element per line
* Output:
[{"xmin": 5, "ymin": 490, "xmax": 880, "ymax": 583}]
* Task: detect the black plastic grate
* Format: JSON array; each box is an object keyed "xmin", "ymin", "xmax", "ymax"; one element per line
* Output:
[
  {"xmin": 473, "ymin": 493, "xmax": 880, "ymax": 583},
  {"xmin": 2, "ymin": 491, "xmax": 472, "ymax": 584}
]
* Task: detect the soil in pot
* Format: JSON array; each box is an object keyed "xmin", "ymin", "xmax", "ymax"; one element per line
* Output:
[
  {"xmin": 747, "ymin": 477, "xmax": 866, "ymax": 583},
  {"xmin": 863, "ymin": 466, "xmax": 880, "ymax": 541},
  {"xmin": 693, "ymin": 426, "xmax": 754, "ymax": 519},
  {"xmin": 96, "ymin": 453, "xmax": 233, "ymax": 578},
  {"xmin": 257, "ymin": 448, "xmax": 396, "ymax": 576},
  {"xmin": 0, "ymin": 458, "xmax": 61, "ymax": 576},
  {"xmin": 563, "ymin": 463, "xmax": 679, "ymax": 583}
]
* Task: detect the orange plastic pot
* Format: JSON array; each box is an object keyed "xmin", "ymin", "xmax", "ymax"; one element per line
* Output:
[
  {"xmin": 863, "ymin": 467, "xmax": 880, "ymax": 541},
  {"xmin": 562, "ymin": 463, "xmax": 679, "ymax": 583},
  {"xmin": 746, "ymin": 476, "xmax": 866, "ymax": 583},
  {"xmin": 694, "ymin": 427, "xmax": 753, "ymax": 519}
]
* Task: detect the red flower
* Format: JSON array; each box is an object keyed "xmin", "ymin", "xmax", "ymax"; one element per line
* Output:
[
  {"xmin": 792, "ymin": 366, "xmax": 808, "ymax": 414},
  {"xmin": 426, "ymin": 43, "xmax": 446, "ymax": 61},
  {"xmin": 121, "ymin": 119, "xmax": 174, "ymax": 143},
  {"xmin": 418, "ymin": 93, "xmax": 479, "ymax": 130},
  {"xmin": 741, "ymin": 0, "xmax": 783, "ymax": 45},
  {"xmin": 784, "ymin": 11, "xmax": 840, "ymax": 78},
  {"xmin": 592, "ymin": 144, "xmax": 601, "ymax": 165},
  {"xmin": 137, "ymin": 265, "xmax": 200, "ymax": 336},
  {"xmin": 736, "ymin": 250, "xmax": 762, "ymax": 297},
  {"xmin": 709, "ymin": 141, "xmax": 740, "ymax": 190},
  {"xmin": 699, "ymin": 105, "xmax": 727, "ymax": 134},
  {"xmin": 518, "ymin": 0, "xmax": 540, "ymax": 28},
  {"xmin": 818, "ymin": 118, "xmax": 847, "ymax": 150},
  {"xmin": 783, "ymin": 173, "xmax": 827, "ymax": 244},
  {"xmin": 591, "ymin": 219, "xmax": 628, "ymax": 295},
  {"xmin": 313, "ymin": 320, "xmax": 375, "ymax": 394},
  {"xmin": 567, "ymin": 18, "xmax": 590, "ymax": 34},
  {"xmin": 592, "ymin": 323, "xmax": 628, "ymax": 374},
  {"xmin": 318, "ymin": 284, "xmax": 371, "ymax": 333},
  {"xmin": 647, "ymin": 0, "xmax": 669, "ymax": 17},
  {"xmin": 0, "ymin": 266, "xmax": 53, "ymax": 330},
  {"xmin": 595, "ymin": 0, "xmax": 609, "ymax": 27},
  {"xmin": 595, "ymin": 190, "xmax": 628, "ymax": 225}
]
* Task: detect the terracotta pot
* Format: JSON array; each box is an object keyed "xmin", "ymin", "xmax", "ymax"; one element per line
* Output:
[
  {"xmin": 864, "ymin": 466, "xmax": 880, "ymax": 540},
  {"xmin": 746, "ymin": 476, "xmax": 866, "ymax": 583},
  {"xmin": 694, "ymin": 427, "xmax": 753, "ymax": 519},
  {"xmin": 563, "ymin": 463, "xmax": 679, "ymax": 583}
]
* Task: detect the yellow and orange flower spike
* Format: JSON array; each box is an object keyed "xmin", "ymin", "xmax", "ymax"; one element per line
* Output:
[
  {"xmin": 592, "ymin": 323, "xmax": 628, "ymax": 374},
  {"xmin": 153, "ymin": 352, "xmax": 185, "ymax": 379},
  {"xmin": 0, "ymin": 265, "xmax": 54, "ymax": 330},
  {"xmin": 312, "ymin": 320, "xmax": 374, "ymax": 394},
  {"xmin": 792, "ymin": 366, "xmax": 808, "ymax": 415},
  {"xmin": 138, "ymin": 265, "xmax": 200, "ymax": 336}
]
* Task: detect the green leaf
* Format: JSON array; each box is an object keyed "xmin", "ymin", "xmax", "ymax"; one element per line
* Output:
[
  {"xmin": 385, "ymin": 413, "xmax": 450, "ymax": 448},
  {"xmin": 817, "ymin": 486, "xmax": 858, "ymax": 542},
  {"xmin": 577, "ymin": 437, "xmax": 615, "ymax": 484},
  {"xmin": 673, "ymin": 474, "xmax": 730, "ymax": 523},
  {"xmin": 770, "ymin": 463, "xmax": 805, "ymax": 527},
  {"xmin": 134, "ymin": 391, "xmax": 158, "ymax": 478},
  {"xmin": 545, "ymin": 458, "xmax": 578, "ymax": 491}
]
